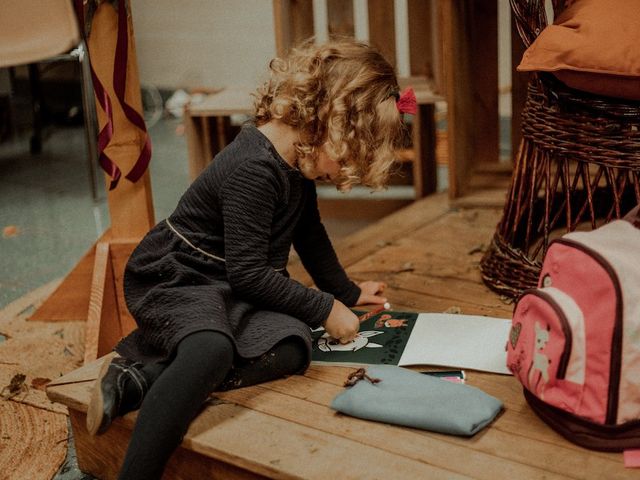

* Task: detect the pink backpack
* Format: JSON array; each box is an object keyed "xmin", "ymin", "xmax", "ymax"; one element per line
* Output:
[{"xmin": 507, "ymin": 209, "xmax": 640, "ymax": 451}]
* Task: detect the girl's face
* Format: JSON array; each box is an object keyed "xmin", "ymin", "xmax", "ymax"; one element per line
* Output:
[{"xmin": 312, "ymin": 145, "xmax": 341, "ymax": 183}]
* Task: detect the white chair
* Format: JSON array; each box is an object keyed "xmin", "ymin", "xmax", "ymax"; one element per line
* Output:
[{"xmin": 0, "ymin": 0, "xmax": 99, "ymax": 199}]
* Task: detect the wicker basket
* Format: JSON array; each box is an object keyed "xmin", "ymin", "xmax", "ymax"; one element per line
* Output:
[{"xmin": 480, "ymin": 0, "xmax": 640, "ymax": 298}]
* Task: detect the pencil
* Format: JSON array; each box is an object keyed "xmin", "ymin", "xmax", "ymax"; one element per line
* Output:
[{"xmin": 358, "ymin": 304, "xmax": 386, "ymax": 322}]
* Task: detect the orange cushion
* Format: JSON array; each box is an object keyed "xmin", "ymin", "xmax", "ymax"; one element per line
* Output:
[{"xmin": 517, "ymin": 0, "xmax": 640, "ymax": 100}]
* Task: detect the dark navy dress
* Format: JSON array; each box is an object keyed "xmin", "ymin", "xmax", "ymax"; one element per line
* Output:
[{"xmin": 116, "ymin": 125, "xmax": 360, "ymax": 365}]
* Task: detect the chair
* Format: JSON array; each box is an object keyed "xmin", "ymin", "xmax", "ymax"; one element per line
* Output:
[
  {"xmin": 0, "ymin": 0, "xmax": 100, "ymax": 199},
  {"xmin": 480, "ymin": 0, "xmax": 640, "ymax": 298}
]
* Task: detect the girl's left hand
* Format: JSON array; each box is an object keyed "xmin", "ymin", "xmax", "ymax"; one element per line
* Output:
[{"xmin": 355, "ymin": 281, "xmax": 388, "ymax": 306}]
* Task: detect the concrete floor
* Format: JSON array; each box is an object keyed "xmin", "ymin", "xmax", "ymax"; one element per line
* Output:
[{"xmin": 0, "ymin": 117, "xmax": 190, "ymax": 308}]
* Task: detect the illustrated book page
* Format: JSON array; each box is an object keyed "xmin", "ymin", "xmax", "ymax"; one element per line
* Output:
[{"xmin": 311, "ymin": 311, "xmax": 511, "ymax": 375}]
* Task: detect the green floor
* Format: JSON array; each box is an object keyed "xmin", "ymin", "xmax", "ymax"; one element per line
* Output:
[{"xmin": 0, "ymin": 117, "xmax": 191, "ymax": 309}]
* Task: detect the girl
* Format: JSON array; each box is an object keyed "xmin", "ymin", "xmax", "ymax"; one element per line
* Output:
[{"xmin": 87, "ymin": 39, "xmax": 414, "ymax": 479}]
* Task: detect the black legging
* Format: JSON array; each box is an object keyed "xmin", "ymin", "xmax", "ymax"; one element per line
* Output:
[{"xmin": 118, "ymin": 330, "xmax": 308, "ymax": 480}]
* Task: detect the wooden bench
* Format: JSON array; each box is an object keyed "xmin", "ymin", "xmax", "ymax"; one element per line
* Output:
[{"xmin": 46, "ymin": 192, "xmax": 634, "ymax": 479}]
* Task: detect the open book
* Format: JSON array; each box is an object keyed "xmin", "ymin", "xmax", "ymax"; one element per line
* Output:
[{"xmin": 311, "ymin": 310, "xmax": 512, "ymax": 375}]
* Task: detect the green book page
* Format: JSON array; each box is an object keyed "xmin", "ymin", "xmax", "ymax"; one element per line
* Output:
[{"xmin": 311, "ymin": 310, "xmax": 419, "ymax": 366}]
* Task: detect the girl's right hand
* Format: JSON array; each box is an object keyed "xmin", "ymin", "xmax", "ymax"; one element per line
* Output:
[{"xmin": 323, "ymin": 300, "xmax": 359, "ymax": 344}]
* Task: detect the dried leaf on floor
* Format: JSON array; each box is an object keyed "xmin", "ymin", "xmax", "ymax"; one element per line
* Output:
[
  {"xmin": 31, "ymin": 377, "xmax": 51, "ymax": 391},
  {"xmin": 2, "ymin": 225, "xmax": 20, "ymax": 238},
  {"xmin": 1, "ymin": 372, "xmax": 27, "ymax": 399}
]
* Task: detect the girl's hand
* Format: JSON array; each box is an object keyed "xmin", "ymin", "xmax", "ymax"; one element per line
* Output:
[
  {"xmin": 355, "ymin": 281, "xmax": 388, "ymax": 306},
  {"xmin": 324, "ymin": 300, "xmax": 360, "ymax": 344}
]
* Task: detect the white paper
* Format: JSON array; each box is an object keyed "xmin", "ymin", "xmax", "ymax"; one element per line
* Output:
[{"xmin": 398, "ymin": 313, "xmax": 512, "ymax": 375}]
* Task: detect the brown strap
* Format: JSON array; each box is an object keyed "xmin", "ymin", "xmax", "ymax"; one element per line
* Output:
[
  {"xmin": 74, "ymin": 0, "xmax": 151, "ymax": 190},
  {"xmin": 343, "ymin": 368, "xmax": 382, "ymax": 387},
  {"xmin": 75, "ymin": 0, "xmax": 122, "ymax": 189}
]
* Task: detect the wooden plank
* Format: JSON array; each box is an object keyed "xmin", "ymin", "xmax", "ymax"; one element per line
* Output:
[
  {"xmin": 186, "ymin": 405, "xmax": 467, "ymax": 480},
  {"xmin": 88, "ymin": 1, "xmax": 154, "ymax": 239},
  {"xmin": 47, "ymin": 356, "xmax": 105, "ymax": 411},
  {"xmin": 51, "ymin": 359, "xmax": 468, "ymax": 480},
  {"xmin": 408, "ymin": 0, "xmax": 434, "ymax": 78},
  {"xmin": 272, "ymin": 0, "xmax": 291, "ymax": 58},
  {"xmin": 302, "ymin": 367, "xmax": 625, "ymax": 466},
  {"xmin": 28, "ymin": 238, "xmax": 97, "ymax": 322},
  {"xmin": 287, "ymin": 192, "xmax": 451, "ymax": 283},
  {"xmin": 368, "ymin": 0, "xmax": 396, "ymax": 67},
  {"xmin": 451, "ymin": 188, "xmax": 508, "ymax": 209},
  {"xmin": 332, "ymin": 192, "xmax": 451, "ymax": 267},
  {"xmin": 273, "ymin": 0, "xmax": 314, "ymax": 57},
  {"xmin": 219, "ymin": 383, "xmax": 623, "ymax": 480},
  {"xmin": 438, "ymin": 0, "xmax": 500, "ymax": 198},
  {"xmin": 327, "ymin": 0, "xmax": 354, "ymax": 38},
  {"xmin": 289, "ymin": 0, "xmax": 314, "ymax": 48},
  {"xmin": 70, "ymin": 410, "xmax": 265, "ymax": 480},
  {"xmin": 439, "ymin": 0, "xmax": 473, "ymax": 198},
  {"xmin": 84, "ymin": 243, "xmax": 120, "ymax": 363},
  {"xmin": 301, "ymin": 366, "xmax": 617, "ymax": 458},
  {"xmin": 451, "ymin": 164, "xmax": 511, "ymax": 207},
  {"xmin": 342, "ymin": 206, "xmax": 513, "ymax": 315},
  {"xmin": 109, "ymin": 242, "xmax": 137, "ymax": 338},
  {"xmin": 469, "ymin": 0, "xmax": 499, "ymax": 167}
]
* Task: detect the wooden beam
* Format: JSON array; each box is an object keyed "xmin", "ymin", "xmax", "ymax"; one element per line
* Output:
[
  {"xmin": 88, "ymin": 1, "xmax": 154, "ymax": 239},
  {"xmin": 439, "ymin": 0, "xmax": 500, "ymax": 198},
  {"xmin": 272, "ymin": 0, "xmax": 291, "ymax": 57},
  {"xmin": 28, "ymin": 236, "xmax": 98, "ymax": 322},
  {"xmin": 368, "ymin": 0, "xmax": 396, "ymax": 67},
  {"xmin": 408, "ymin": 0, "xmax": 434, "ymax": 78},
  {"xmin": 69, "ymin": 410, "xmax": 264, "ymax": 480},
  {"xmin": 439, "ymin": 0, "xmax": 473, "ymax": 198},
  {"xmin": 327, "ymin": 0, "xmax": 354, "ymax": 38},
  {"xmin": 469, "ymin": 0, "xmax": 499, "ymax": 167},
  {"xmin": 273, "ymin": 0, "xmax": 314, "ymax": 56},
  {"xmin": 84, "ymin": 243, "xmax": 119, "ymax": 363},
  {"xmin": 412, "ymin": 103, "xmax": 438, "ymax": 197}
]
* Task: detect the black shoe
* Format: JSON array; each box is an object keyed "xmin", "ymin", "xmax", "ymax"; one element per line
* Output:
[{"xmin": 86, "ymin": 356, "xmax": 148, "ymax": 436}]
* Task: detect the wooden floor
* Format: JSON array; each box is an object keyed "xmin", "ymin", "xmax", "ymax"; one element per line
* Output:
[{"xmin": 46, "ymin": 192, "xmax": 635, "ymax": 479}]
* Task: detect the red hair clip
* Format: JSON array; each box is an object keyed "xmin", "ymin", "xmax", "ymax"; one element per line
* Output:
[{"xmin": 395, "ymin": 87, "xmax": 417, "ymax": 115}]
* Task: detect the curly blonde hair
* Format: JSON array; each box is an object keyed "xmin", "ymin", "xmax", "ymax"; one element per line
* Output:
[{"xmin": 254, "ymin": 39, "xmax": 408, "ymax": 191}]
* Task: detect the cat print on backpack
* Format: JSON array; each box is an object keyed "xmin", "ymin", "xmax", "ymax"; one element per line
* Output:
[{"xmin": 528, "ymin": 321, "xmax": 551, "ymax": 398}]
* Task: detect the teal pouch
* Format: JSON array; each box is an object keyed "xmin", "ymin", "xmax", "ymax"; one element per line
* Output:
[{"xmin": 330, "ymin": 364, "xmax": 503, "ymax": 436}]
